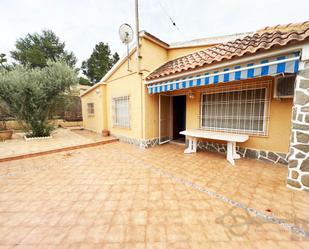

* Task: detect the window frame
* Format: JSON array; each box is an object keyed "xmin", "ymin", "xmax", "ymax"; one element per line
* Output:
[
  {"xmin": 87, "ymin": 102, "xmax": 95, "ymax": 115},
  {"xmin": 199, "ymin": 85, "xmax": 269, "ymax": 136},
  {"xmin": 112, "ymin": 95, "xmax": 130, "ymax": 128}
]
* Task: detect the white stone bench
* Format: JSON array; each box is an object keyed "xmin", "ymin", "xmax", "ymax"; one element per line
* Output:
[{"xmin": 179, "ymin": 129, "xmax": 249, "ymax": 165}]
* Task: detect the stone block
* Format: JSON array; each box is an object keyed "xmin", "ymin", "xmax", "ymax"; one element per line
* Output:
[
  {"xmin": 297, "ymin": 114, "xmax": 303, "ymax": 122},
  {"xmin": 305, "ymin": 114, "xmax": 309, "ymax": 123},
  {"xmin": 295, "ymin": 152, "xmax": 306, "ymax": 158},
  {"xmin": 291, "ymin": 170, "xmax": 299, "ymax": 179},
  {"xmin": 260, "ymin": 150, "xmax": 267, "ymax": 157},
  {"xmin": 278, "ymin": 152, "xmax": 287, "ymax": 159},
  {"xmin": 300, "ymin": 158, "xmax": 309, "ymax": 172},
  {"xmin": 288, "ymin": 159, "xmax": 299, "ymax": 168},
  {"xmin": 267, "ymin": 152, "xmax": 279, "ymax": 162},
  {"xmin": 301, "ymin": 106, "xmax": 309, "ymax": 112},
  {"xmin": 301, "ymin": 175, "xmax": 309, "ymax": 187},
  {"xmin": 299, "ymin": 79, "xmax": 309, "ymax": 90},
  {"xmin": 287, "ymin": 179, "xmax": 301, "ymax": 188},
  {"xmin": 295, "ymin": 91, "xmax": 309, "ymax": 106},
  {"xmin": 299, "ymin": 67, "xmax": 309, "ymax": 77},
  {"xmin": 294, "ymin": 144, "xmax": 309, "ymax": 153},
  {"xmin": 296, "ymin": 132, "xmax": 309, "ymax": 144},
  {"xmin": 245, "ymin": 149, "xmax": 258, "ymax": 159},
  {"xmin": 277, "ymin": 158, "xmax": 288, "ymax": 165},
  {"xmin": 292, "ymin": 123, "xmax": 309, "ymax": 131}
]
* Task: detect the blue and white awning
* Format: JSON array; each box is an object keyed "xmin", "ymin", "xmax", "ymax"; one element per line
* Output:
[{"xmin": 147, "ymin": 53, "xmax": 300, "ymax": 94}]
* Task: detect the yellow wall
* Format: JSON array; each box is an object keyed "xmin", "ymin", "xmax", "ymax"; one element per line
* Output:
[
  {"xmin": 81, "ymin": 36, "xmax": 214, "ymax": 140},
  {"xmin": 81, "ymin": 84, "xmax": 107, "ymax": 133},
  {"xmin": 156, "ymin": 79, "xmax": 293, "ymax": 153},
  {"xmin": 106, "ymin": 72, "xmax": 143, "ymax": 138},
  {"xmin": 104, "ymin": 36, "xmax": 169, "ymax": 140}
]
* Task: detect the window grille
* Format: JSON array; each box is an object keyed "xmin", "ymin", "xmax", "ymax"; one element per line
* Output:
[
  {"xmin": 112, "ymin": 95, "xmax": 130, "ymax": 128},
  {"xmin": 200, "ymin": 80, "xmax": 271, "ymax": 136},
  {"xmin": 87, "ymin": 103, "xmax": 94, "ymax": 115}
]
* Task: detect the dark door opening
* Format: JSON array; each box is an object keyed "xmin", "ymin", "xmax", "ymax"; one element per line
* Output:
[{"xmin": 172, "ymin": 95, "xmax": 186, "ymax": 142}]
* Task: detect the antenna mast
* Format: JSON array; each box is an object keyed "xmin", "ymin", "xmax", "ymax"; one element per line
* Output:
[{"xmin": 135, "ymin": 0, "xmax": 140, "ymax": 73}]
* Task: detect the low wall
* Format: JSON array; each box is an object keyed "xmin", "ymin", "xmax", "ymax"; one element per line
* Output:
[
  {"xmin": 193, "ymin": 140, "xmax": 288, "ymax": 165},
  {"xmin": 3, "ymin": 119, "xmax": 83, "ymax": 130}
]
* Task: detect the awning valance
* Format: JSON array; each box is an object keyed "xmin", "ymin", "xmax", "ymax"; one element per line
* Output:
[{"xmin": 146, "ymin": 53, "xmax": 299, "ymax": 94}]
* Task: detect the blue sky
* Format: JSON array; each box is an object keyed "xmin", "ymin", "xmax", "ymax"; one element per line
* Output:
[{"xmin": 1, "ymin": 0, "xmax": 308, "ymax": 68}]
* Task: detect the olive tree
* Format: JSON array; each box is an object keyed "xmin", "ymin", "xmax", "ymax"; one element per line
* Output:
[{"xmin": 0, "ymin": 61, "xmax": 78, "ymax": 137}]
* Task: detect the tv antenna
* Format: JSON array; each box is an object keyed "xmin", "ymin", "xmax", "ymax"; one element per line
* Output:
[{"xmin": 119, "ymin": 23, "xmax": 134, "ymax": 71}]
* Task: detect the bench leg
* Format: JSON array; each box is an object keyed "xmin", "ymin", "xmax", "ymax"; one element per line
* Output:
[
  {"xmin": 227, "ymin": 142, "xmax": 235, "ymax": 165},
  {"xmin": 184, "ymin": 136, "xmax": 197, "ymax": 154},
  {"xmin": 233, "ymin": 143, "xmax": 241, "ymax": 159},
  {"xmin": 192, "ymin": 137, "xmax": 197, "ymax": 152},
  {"xmin": 227, "ymin": 141, "xmax": 241, "ymax": 165}
]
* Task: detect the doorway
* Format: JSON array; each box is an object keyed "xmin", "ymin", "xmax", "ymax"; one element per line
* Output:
[
  {"xmin": 172, "ymin": 95, "xmax": 186, "ymax": 142},
  {"xmin": 158, "ymin": 94, "xmax": 186, "ymax": 144}
]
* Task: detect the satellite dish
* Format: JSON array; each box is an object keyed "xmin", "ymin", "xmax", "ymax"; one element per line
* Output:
[
  {"xmin": 119, "ymin": 23, "xmax": 134, "ymax": 71},
  {"xmin": 119, "ymin": 23, "xmax": 134, "ymax": 44}
]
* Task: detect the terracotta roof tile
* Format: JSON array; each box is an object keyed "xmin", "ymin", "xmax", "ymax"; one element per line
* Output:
[{"xmin": 146, "ymin": 22, "xmax": 309, "ymax": 81}]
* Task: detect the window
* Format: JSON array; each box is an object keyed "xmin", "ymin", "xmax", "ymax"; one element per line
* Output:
[
  {"xmin": 201, "ymin": 83, "xmax": 270, "ymax": 135},
  {"xmin": 112, "ymin": 95, "xmax": 130, "ymax": 128},
  {"xmin": 87, "ymin": 103, "xmax": 94, "ymax": 115}
]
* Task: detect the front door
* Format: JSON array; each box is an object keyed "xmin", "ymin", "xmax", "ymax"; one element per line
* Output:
[
  {"xmin": 159, "ymin": 94, "xmax": 172, "ymax": 144},
  {"xmin": 172, "ymin": 95, "xmax": 186, "ymax": 140}
]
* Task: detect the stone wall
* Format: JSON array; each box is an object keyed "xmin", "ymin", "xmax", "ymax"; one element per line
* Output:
[
  {"xmin": 111, "ymin": 134, "xmax": 159, "ymax": 149},
  {"xmin": 114, "ymin": 133, "xmax": 290, "ymax": 165},
  {"xmin": 287, "ymin": 66, "xmax": 309, "ymax": 191},
  {"xmin": 194, "ymin": 140, "xmax": 288, "ymax": 165}
]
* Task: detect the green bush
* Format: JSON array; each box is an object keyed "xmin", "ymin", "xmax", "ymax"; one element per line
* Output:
[{"xmin": 0, "ymin": 61, "xmax": 78, "ymax": 137}]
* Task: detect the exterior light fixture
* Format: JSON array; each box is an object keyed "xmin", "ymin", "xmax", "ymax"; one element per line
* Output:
[{"xmin": 188, "ymin": 91, "xmax": 195, "ymax": 99}]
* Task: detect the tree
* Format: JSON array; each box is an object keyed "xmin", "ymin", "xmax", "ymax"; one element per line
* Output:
[
  {"xmin": 0, "ymin": 53, "xmax": 7, "ymax": 66},
  {"xmin": 10, "ymin": 30, "xmax": 77, "ymax": 68},
  {"xmin": 79, "ymin": 77, "xmax": 92, "ymax": 86},
  {"xmin": 0, "ymin": 53, "xmax": 12, "ymax": 70},
  {"xmin": 0, "ymin": 61, "xmax": 78, "ymax": 137},
  {"xmin": 81, "ymin": 42, "xmax": 119, "ymax": 83}
]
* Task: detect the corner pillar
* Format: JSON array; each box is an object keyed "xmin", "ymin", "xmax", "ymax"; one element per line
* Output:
[{"xmin": 287, "ymin": 61, "xmax": 309, "ymax": 191}]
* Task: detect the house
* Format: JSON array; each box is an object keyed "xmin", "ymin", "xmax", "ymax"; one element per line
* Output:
[{"xmin": 81, "ymin": 22, "xmax": 309, "ymax": 191}]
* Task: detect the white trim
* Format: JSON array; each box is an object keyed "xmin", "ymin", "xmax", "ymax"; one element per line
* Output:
[
  {"xmin": 145, "ymin": 45, "xmax": 304, "ymax": 84},
  {"xmin": 159, "ymin": 94, "xmax": 172, "ymax": 144}
]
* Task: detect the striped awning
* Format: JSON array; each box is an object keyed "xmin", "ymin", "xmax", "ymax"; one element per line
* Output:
[{"xmin": 147, "ymin": 53, "xmax": 300, "ymax": 94}]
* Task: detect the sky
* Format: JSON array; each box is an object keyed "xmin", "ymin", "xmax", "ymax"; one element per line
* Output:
[{"xmin": 1, "ymin": 0, "xmax": 309, "ymax": 68}]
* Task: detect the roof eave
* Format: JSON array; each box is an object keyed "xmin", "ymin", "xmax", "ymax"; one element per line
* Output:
[{"xmin": 145, "ymin": 43, "xmax": 305, "ymax": 84}]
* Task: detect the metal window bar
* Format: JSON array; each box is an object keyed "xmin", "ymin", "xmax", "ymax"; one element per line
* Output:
[
  {"xmin": 112, "ymin": 96, "xmax": 130, "ymax": 128},
  {"xmin": 200, "ymin": 80, "xmax": 271, "ymax": 136}
]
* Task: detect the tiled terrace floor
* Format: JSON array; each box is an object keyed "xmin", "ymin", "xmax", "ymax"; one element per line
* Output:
[
  {"xmin": 0, "ymin": 142, "xmax": 308, "ymax": 248},
  {"xmin": 0, "ymin": 128, "xmax": 113, "ymax": 160}
]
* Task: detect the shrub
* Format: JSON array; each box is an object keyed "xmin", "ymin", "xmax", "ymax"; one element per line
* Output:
[{"xmin": 0, "ymin": 61, "xmax": 78, "ymax": 137}]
